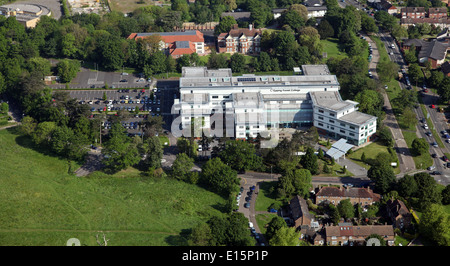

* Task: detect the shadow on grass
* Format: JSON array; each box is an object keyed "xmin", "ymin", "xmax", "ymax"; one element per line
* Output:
[
  {"xmin": 165, "ymin": 228, "xmax": 191, "ymax": 246},
  {"xmin": 9, "ymin": 127, "xmax": 86, "ymax": 166}
]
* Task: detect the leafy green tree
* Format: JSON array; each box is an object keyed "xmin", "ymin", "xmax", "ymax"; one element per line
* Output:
[
  {"xmin": 298, "ymin": 26, "xmax": 322, "ymax": 56},
  {"xmin": 269, "ymin": 227, "xmax": 301, "ymax": 246},
  {"xmin": 407, "ymin": 63, "xmax": 422, "ymax": 85},
  {"xmin": 265, "ymin": 216, "xmax": 287, "ymax": 242},
  {"xmin": 102, "ymin": 122, "xmax": 141, "ymax": 173},
  {"xmin": 377, "ymin": 60, "xmax": 399, "ymax": 82},
  {"xmin": 208, "ymin": 212, "xmax": 255, "ymax": 246},
  {"xmin": 188, "ymin": 222, "xmax": 213, "ymax": 246},
  {"xmin": 214, "ymin": 16, "xmax": 237, "ymax": 35},
  {"xmin": 442, "ymin": 185, "xmax": 450, "ymax": 205},
  {"xmin": 300, "ymin": 147, "xmax": 318, "ymax": 175},
  {"xmin": 171, "ymin": 153, "xmax": 194, "ymax": 182},
  {"xmin": 396, "ymin": 174, "xmax": 418, "ymax": 198},
  {"xmin": 317, "ymin": 19, "xmax": 334, "ymax": 39},
  {"xmin": 411, "ymin": 137, "xmax": 429, "ymax": 155},
  {"xmin": 143, "ymin": 136, "xmax": 163, "ymax": 170},
  {"xmin": 414, "ymin": 172, "xmax": 442, "ymax": 208},
  {"xmin": 32, "ymin": 121, "xmax": 57, "ymax": 147},
  {"xmin": 337, "ymin": 199, "xmax": 354, "ymax": 220},
  {"xmin": 219, "ymin": 140, "xmax": 263, "ymax": 172},
  {"xmin": 56, "ymin": 59, "xmax": 80, "ymax": 83},
  {"xmin": 207, "ymin": 51, "xmax": 228, "ymax": 69},
  {"xmin": 200, "ymin": 157, "xmax": 239, "ymax": 197},
  {"xmin": 229, "ymin": 53, "xmax": 245, "ymax": 73},
  {"xmin": 419, "ymin": 204, "xmax": 450, "ymax": 246},
  {"xmin": 367, "ymin": 163, "xmax": 396, "ymax": 194}
]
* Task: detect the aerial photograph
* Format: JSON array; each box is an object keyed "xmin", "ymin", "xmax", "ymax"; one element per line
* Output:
[{"xmin": 0, "ymin": 0, "xmax": 449, "ymax": 254}]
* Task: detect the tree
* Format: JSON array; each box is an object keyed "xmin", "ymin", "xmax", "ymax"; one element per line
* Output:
[
  {"xmin": 171, "ymin": 153, "xmax": 194, "ymax": 182},
  {"xmin": 143, "ymin": 136, "xmax": 163, "ymax": 170},
  {"xmin": 411, "ymin": 137, "xmax": 429, "ymax": 155},
  {"xmin": 219, "ymin": 140, "xmax": 263, "ymax": 172},
  {"xmin": 229, "ymin": 53, "xmax": 245, "ymax": 73},
  {"xmin": 200, "ymin": 158, "xmax": 239, "ymax": 197},
  {"xmin": 269, "ymin": 227, "xmax": 301, "ymax": 246},
  {"xmin": 361, "ymin": 152, "xmax": 366, "ymax": 163},
  {"xmin": 19, "ymin": 116, "xmax": 37, "ymax": 136},
  {"xmin": 208, "ymin": 213, "xmax": 255, "ymax": 246},
  {"xmin": 56, "ymin": 59, "xmax": 80, "ymax": 83},
  {"xmin": 300, "ymin": 147, "xmax": 318, "ymax": 174},
  {"xmin": 32, "ymin": 121, "xmax": 57, "ymax": 147},
  {"xmin": 102, "ymin": 122, "xmax": 141, "ymax": 173},
  {"xmin": 214, "ymin": 16, "xmax": 237, "ymax": 35},
  {"xmin": 298, "ymin": 26, "xmax": 322, "ymax": 56},
  {"xmin": 407, "ymin": 63, "xmax": 422, "ymax": 85},
  {"xmin": 188, "ymin": 223, "xmax": 213, "ymax": 246},
  {"xmin": 317, "ymin": 19, "xmax": 334, "ymax": 39},
  {"xmin": 442, "ymin": 184, "xmax": 450, "ymax": 205},
  {"xmin": 396, "ymin": 174, "xmax": 418, "ymax": 198},
  {"xmin": 265, "ymin": 216, "xmax": 287, "ymax": 242},
  {"xmin": 377, "ymin": 60, "xmax": 399, "ymax": 82},
  {"xmin": 419, "ymin": 204, "xmax": 450, "ymax": 246},
  {"xmin": 414, "ymin": 172, "xmax": 442, "ymax": 208},
  {"xmin": 367, "ymin": 163, "xmax": 396, "ymax": 194},
  {"xmin": 337, "ymin": 199, "xmax": 354, "ymax": 220},
  {"xmin": 207, "ymin": 51, "xmax": 228, "ymax": 69}
]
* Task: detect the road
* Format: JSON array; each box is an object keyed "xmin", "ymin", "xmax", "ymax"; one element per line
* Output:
[{"xmin": 376, "ymin": 31, "xmax": 450, "ymax": 185}]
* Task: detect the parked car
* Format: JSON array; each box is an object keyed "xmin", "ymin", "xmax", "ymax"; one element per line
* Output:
[
  {"xmin": 425, "ymin": 132, "xmax": 432, "ymax": 136},
  {"xmin": 442, "ymin": 155, "xmax": 449, "ymax": 162},
  {"xmin": 431, "ymin": 171, "xmax": 442, "ymax": 175},
  {"xmin": 428, "ymin": 165, "xmax": 436, "ymax": 171},
  {"xmin": 432, "ymin": 153, "xmax": 437, "ymax": 158},
  {"xmin": 431, "ymin": 142, "xmax": 438, "ymax": 148},
  {"xmin": 244, "ymin": 203, "xmax": 250, "ymax": 208}
]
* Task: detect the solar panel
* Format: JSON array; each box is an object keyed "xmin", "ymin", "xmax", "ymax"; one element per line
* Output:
[{"xmin": 237, "ymin": 77, "xmax": 256, "ymax": 82}]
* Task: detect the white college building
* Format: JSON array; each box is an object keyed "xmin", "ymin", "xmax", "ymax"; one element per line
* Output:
[{"xmin": 171, "ymin": 66, "xmax": 377, "ymax": 146}]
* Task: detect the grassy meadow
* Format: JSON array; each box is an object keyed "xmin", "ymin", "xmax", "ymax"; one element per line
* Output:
[{"xmin": 0, "ymin": 127, "xmax": 226, "ymax": 246}]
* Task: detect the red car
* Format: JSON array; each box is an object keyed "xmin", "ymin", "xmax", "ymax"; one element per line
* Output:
[
  {"xmin": 431, "ymin": 104, "xmax": 436, "ymax": 109},
  {"xmin": 423, "ymin": 89, "xmax": 428, "ymax": 93},
  {"xmin": 141, "ymin": 89, "xmax": 145, "ymax": 93},
  {"xmin": 103, "ymin": 107, "xmax": 107, "ymax": 111}
]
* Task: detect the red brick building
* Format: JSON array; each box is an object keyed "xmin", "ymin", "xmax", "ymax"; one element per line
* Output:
[
  {"xmin": 217, "ymin": 24, "xmax": 262, "ymax": 55},
  {"xmin": 428, "ymin": 7, "xmax": 447, "ymax": 19},
  {"xmin": 325, "ymin": 224, "xmax": 395, "ymax": 246},
  {"xmin": 401, "ymin": 7, "xmax": 426, "ymax": 18},
  {"xmin": 315, "ymin": 186, "xmax": 381, "ymax": 208},
  {"xmin": 128, "ymin": 30, "xmax": 205, "ymax": 58}
]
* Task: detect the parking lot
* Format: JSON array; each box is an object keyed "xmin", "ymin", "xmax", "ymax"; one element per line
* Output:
[{"xmin": 66, "ymin": 80, "xmax": 180, "ymax": 134}]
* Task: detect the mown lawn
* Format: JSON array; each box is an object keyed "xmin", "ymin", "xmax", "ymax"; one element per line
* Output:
[
  {"xmin": 349, "ymin": 141, "xmax": 400, "ymax": 175},
  {"xmin": 0, "ymin": 127, "xmax": 226, "ymax": 246}
]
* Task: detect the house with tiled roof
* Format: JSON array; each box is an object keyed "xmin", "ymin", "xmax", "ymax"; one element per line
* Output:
[
  {"xmin": 325, "ymin": 224, "xmax": 395, "ymax": 246},
  {"xmin": 402, "ymin": 38, "xmax": 450, "ymax": 68},
  {"xmin": 401, "ymin": 7, "xmax": 426, "ymax": 18},
  {"xmin": 128, "ymin": 30, "xmax": 205, "ymax": 58},
  {"xmin": 386, "ymin": 199, "xmax": 413, "ymax": 230},
  {"xmin": 315, "ymin": 185, "xmax": 380, "ymax": 208},
  {"xmin": 428, "ymin": 7, "xmax": 447, "ymax": 19},
  {"xmin": 217, "ymin": 24, "xmax": 262, "ymax": 55}
]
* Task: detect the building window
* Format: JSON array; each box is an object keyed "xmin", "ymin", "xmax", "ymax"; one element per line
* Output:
[
  {"xmin": 212, "ymin": 96, "xmax": 219, "ymax": 99},
  {"xmin": 340, "ymin": 123, "xmax": 345, "ymax": 127},
  {"xmin": 329, "ymin": 113, "xmax": 334, "ymax": 117},
  {"xmin": 318, "ymin": 116, "xmax": 324, "ymax": 120},
  {"xmin": 329, "ymin": 119, "xmax": 334, "ymax": 123},
  {"xmin": 340, "ymin": 129, "xmax": 345, "ymax": 133},
  {"xmin": 319, "ymin": 109, "xmax": 324, "ymax": 113},
  {"xmin": 318, "ymin": 122, "xmax": 324, "ymax": 127}
]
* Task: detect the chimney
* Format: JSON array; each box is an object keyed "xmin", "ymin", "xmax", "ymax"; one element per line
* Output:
[{"xmin": 249, "ymin": 23, "xmax": 253, "ymax": 30}]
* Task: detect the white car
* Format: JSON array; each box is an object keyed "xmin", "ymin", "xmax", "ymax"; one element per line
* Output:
[
  {"xmin": 198, "ymin": 145, "xmax": 202, "ymax": 152},
  {"xmin": 424, "ymin": 124, "xmax": 429, "ymax": 130}
]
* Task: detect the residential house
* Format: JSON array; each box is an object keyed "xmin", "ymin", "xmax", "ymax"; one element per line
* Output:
[
  {"xmin": 217, "ymin": 24, "xmax": 262, "ymax": 55},
  {"xmin": 289, "ymin": 195, "xmax": 317, "ymax": 230},
  {"xmin": 386, "ymin": 199, "xmax": 413, "ymax": 230},
  {"xmin": 401, "ymin": 17, "xmax": 450, "ymax": 29},
  {"xmin": 378, "ymin": 0, "xmax": 398, "ymax": 15},
  {"xmin": 128, "ymin": 30, "xmax": 205, "ymax": 58},
  {"xmin": 325, "ymin": 224, "xmax": 395, "ymax": 246},
  {"xmin": 402, "ymin": 38, "xmax": 450, "ymax": 68},
  {"xmin": 428, "ymin": 7, "xmax": 447, "ymax": 19},
  {"xmin": 401, "ymin": 7, "xmax": 426, "ymax": 18},
  {"xmin": 315, "ymin": 186, "xmax": 381, "ymax": 207},
  {"xmin": 221, "ymin": 11, "xmax": 252, "ymax": 22}
]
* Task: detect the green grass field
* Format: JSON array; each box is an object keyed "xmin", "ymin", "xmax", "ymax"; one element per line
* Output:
[
  {"xmin": 349, "ymin": 141, "xmax": 400, "ymax": 174},
  {"xmin": 0, "ymin": 127, "xmax": 225, "ymax": 246}
]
